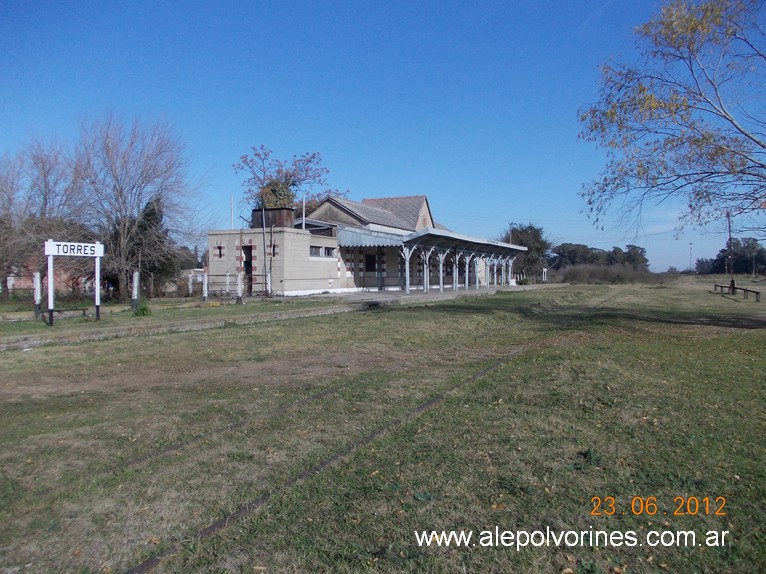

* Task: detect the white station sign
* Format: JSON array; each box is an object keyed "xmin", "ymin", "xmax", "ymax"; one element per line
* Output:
[
  {"xmin": 44, "ymin": 239, "xmax": 105, "ymax": 325},
  {"xmin": 45, "ymin": 240, "xmax": 105, "ymax": 257}
]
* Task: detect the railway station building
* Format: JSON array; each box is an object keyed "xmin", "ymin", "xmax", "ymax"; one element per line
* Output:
[{"xmin": 207, "ymin": 195, "xmax": 526, "ymax": 296}]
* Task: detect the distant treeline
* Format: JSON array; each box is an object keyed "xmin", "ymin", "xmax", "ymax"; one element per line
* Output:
[{"xmin": 695, "ymin": 238, "xmax": 765, "ymax": 275}]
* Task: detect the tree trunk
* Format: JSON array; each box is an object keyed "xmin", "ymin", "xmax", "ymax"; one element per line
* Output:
[{"xmin": 118, "ymin": 270, "xmax": 129, "ymax": 303}]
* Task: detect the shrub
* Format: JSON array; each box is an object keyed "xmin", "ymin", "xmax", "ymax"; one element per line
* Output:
[
  {"xmin": 560, "ymin": 264, "xmax": 653, "ymax": 285},
  {"xmin": 133, "ymin": 299, "xmax": 152, "ymax": 317}
]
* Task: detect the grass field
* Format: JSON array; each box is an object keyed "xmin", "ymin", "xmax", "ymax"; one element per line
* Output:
[
  {"xmin": 0, "ymin": 297, "xmax": 343, "ymax": 338},
  {"xmin": 0, "ymin": 278, "xmax": 764, "ymax": 573}
]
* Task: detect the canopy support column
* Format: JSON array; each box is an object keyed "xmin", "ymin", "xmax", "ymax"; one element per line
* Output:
[
  {"xmin": 437, "ymin": 249, "xmax": 448, "ymax": 292},
  {"xmin": 400, "ymin": 245, "xmax": 415, "ymax": 295},
  {"xmin": 453, "ymin": 251, "xmax": 462, "ymax": 291},
  {"xmin": 464, "ymin": 254, "xmax": 473, "ymax": 291},
  {"xmin": 420, "ymin": 245, "xmax": 435, "ymax": 293},
  {"xmin": 501, "ymin": 256, "xmax": 507, "ymax": 287}
]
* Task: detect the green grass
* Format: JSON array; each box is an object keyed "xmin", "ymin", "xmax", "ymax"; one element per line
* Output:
[
  {"xmin": 0, "ymin": 279, "xmax": 763, "ymax": 573},
  {"xmin": 0, "ymin": 295, "xmax": 345, "ymax": 339}
]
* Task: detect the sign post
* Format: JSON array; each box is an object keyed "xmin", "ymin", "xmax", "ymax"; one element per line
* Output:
[
  {"xmin": 94, "ymin": 252, "xmax": 101, "ymax": 320},
  {"xmin": 47, "ymin": 250, "xmax": 55, "ymax": 326},
  {"xmin": 44, "ymin": 240, "xmax": 105, "ymax": 325}
]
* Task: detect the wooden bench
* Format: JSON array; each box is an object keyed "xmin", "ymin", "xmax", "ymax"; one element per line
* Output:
[
  {"xmin": 714, "ymin": 284, "xmax": 761, "ymax": 302},
  {"xmin": 39, "ymin": 307, "xmax": 90, "ymax": 325},
  {"xmin": 57, "ymin": 307, "xmax": 90, "ymax": 315}
]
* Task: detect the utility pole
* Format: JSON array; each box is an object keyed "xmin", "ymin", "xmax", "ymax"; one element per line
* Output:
[{"xmin": 262, "ymin": 206, "xmax": 267, "ymax": 296}]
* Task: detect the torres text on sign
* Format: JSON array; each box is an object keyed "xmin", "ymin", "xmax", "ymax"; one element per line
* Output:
[{"xmin": 45, "ymin": 240, "xmax": 105, "ymax": 257}]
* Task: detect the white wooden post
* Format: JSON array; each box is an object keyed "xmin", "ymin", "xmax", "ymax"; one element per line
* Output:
[
  {"xmin": 202, "ymin": 273, "xmax": 208, "ymax": 301},
  {"xmin": 47, "ymin": 251, "xmax": 55, "ymax": 325},
  {"xmin": 132, "ymin": 271, "xmax": 140, "ymax": 311},
  {"xmin": 33, "ymin": 271, "xmax": 42, "ymax": 320},
  {"xmin": 94, "ymin": 246, "xmax": 101, "ymax": 320}
]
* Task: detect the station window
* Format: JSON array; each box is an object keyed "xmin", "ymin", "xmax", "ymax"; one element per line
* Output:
[
  {"xmin": 310, "ymin": 245, "xmax": 321, "ymax": 257},
  {"xmin": 324, "ymin": 247, "xmax": 335, "ymax": 257}
]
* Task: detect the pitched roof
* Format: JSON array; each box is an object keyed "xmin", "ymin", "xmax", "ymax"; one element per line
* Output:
[
  {"xmin": 361, "ymin": 195, "xmax": 431, "ymax": 230},
  {"xmin": 310, "ymin": 195, "xmax": 446, "ymax": 232},
  {"xmin": 331, "ymin": 197, "xmax": 411, "ymax": 230}
]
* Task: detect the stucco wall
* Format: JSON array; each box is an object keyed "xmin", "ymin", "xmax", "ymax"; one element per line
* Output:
[{"xmin": 208, "ymin": 228, "xmax": 358, "ymax": 295}]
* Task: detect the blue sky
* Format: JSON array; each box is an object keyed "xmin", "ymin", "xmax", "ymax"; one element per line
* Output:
[{"xmin": 1, "ymin": 0, "xmax": 732, "ymax": 270}]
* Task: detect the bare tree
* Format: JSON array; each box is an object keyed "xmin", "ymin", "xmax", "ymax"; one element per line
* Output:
[
  {"xmin": 0, "ymin": 143, "xmax": 90, "ymax": 293},
  {"xmin": 234, "ymin": 145, "xmax": 331, "ymax": 209},
  {"xmin": 22, "ymin": 139, "xmax": 91, "ymax": 277},
  {"xmin": 76, "ymin": 112, "xmax": 199, "ymax": 300},
  {"xmin": 579, "ymin": 0, "xmax": 766, "ymax": 235},
  {"xmin": 0, "ymin": 152, "xmax": 23, "ymax": 296},
  {"xmin": 24, "ymin": 139, "xmax": 86, "ymax": 222}
]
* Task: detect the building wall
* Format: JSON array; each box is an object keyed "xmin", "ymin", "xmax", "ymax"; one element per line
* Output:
[
  {"xmin": 208, "ymin": 227, "xmax": 494, "ymax": 296},
  {"xmin": 307, "ymin": 203, "xmax": 362, "ymax": 227},
  {"xmin": 208, "ymin": 228, "xmax": 358, "ymax": 296},
  {"xmin": 340, "ymin": 246, "xmax": 404, "ymax": 290},
  {"xmin": 415, "ymin": 202, "xmax": 434, "ymax": 229}
]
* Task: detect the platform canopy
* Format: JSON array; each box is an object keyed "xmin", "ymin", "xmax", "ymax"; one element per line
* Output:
[
  {"xmin": 401, "ymin": 228, "xmax": 526, "ymax": 259},
  {"xmin": 337, "ymin": 225, "xmax": 527, "ymax": 294},
  {"xmin": 337, "ymin": 225, "xmax": 526, "ymax": 257}
]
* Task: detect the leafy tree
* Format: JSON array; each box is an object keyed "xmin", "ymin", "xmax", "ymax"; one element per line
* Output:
[
  {"xmin": 695, "ymin": 257, "xmax": 715, "ymax": 274},
  {"xmin": 102, "ymin": 199, "xmax": 199, "ymax": 296},
  {"xmin": 580, "ymin": 0, "xmax": 766, "ymax": 234},
  {"xmin": 134, "ymin": 198, "xmax": 177, "ymax": 276},
  {"xmin": 176, "ymin": 246, "xmax": 200, "ymax": 270},
  {"xmin": 500, "ymin": 223, "xmax": 552, "ymax": 275},
  {"xmin": 706, "ymin": 237, "xmax": 766, "ymax": 274},
  {"xmin": 552, "ymin": 243, "xmax": 650, "ymax": 271},
  {"xmin": 625, "ymin": 244, "xmax": 650, "ymax": 272},
  {"xmin": 552, "ymin": 243, "xmax": 598, "ymax": 268},
  {"xmin": 258, "ymin": 178, "xmax": 295, "ymax": 209},
  {"xmin": 590, "ymin": 248, "xmax": 608, "ymax": 266},
  {"xmin": 607, "ymin": 246, "xmax": 625, "ymax": 266}
]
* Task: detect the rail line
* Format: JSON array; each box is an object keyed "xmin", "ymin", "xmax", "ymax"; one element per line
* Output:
[{"xmin": 124, "ymin": 348, "xmax": 523, "ymax": 573}]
